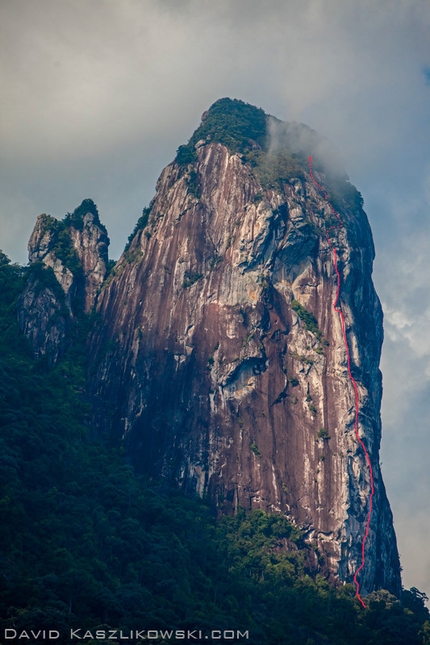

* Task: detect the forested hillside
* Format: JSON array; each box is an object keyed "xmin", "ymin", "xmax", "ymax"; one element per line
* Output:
[{"xmin": 0, "ymin": 252, "xmax": 429, "ymax": 644}]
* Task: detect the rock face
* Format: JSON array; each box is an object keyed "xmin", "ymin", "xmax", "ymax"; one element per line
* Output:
[
  {"xmin": 88, "ymin": 99, "xmax": 401, "ymax": 595},
  {"xmin": 18, "ymin": 272, "xmax": 69, "ymax": 365},
  {"xmin": 18, "ymin": 199, "xmax": 109, "ymax": 363}
]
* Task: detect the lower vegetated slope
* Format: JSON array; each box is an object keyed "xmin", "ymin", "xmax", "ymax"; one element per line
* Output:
[{"xmin": 0, "ymin": 252, "xmax": 429, "ymax": 642}]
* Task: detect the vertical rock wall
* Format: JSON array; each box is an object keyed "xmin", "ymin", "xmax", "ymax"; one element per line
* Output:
[{"xmin": 88, "ymin": 138, "xmax": 401, "ymax": 595}]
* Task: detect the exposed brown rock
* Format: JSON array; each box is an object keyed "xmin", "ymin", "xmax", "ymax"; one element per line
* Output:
[
  {"xmin": 69, "ymin": 211, "xmax": 109, "ymax": 313},
  {"xmin": 88, "ymin": 119, "xmax": 401, "ymax": 596},
  {"xmin": 17, "ymin": 276, "xmax": 68, "ymax": 365},
  {"xmin": 19, "ymin": 201, "xmax": 109, "ymax": 363}
]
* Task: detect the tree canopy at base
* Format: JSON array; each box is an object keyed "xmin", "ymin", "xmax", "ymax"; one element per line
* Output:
[{"xmin": 0, "ymin": 252, "xmax": 429, "ymax": 645}]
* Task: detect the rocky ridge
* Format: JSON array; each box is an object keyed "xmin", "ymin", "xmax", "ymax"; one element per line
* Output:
[
  {"xmin": 18, "ymin": 199, "xmax": 109, "ymax": 363},
  {"xmin": 21, "ymin": 99, "xmax": 401, "ymax": 596}
]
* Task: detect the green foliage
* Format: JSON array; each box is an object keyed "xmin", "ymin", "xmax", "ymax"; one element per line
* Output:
[
  {"xmin": 187, "ymin": 169, "xmax": 200, "ymax": 197},
  {"xmin": 37, "ymin": 213, "xmax": 82, "ymax": 278},
  {"xmin": 175, "ymin": 97, "xmax": 267, "ymax": 164},
  {"xmin": 36, "ymin": 217, "xmax": 66, "ymax": 264},
  {"xmin": 291, "ymin": 299, "xmax": 323, "ymax": 339},
  {"xmin": 242, "ymin": 332, "xmax": 255, "ymax": 348},
  {"xmin": 244, "ymin": 149, "xmax": 307, "ymax": 189},
  {"xmin": 124, "ymin": 207, "xmax": 151, "ymax": 252},
  {"xmin": 326, "ymin": 177, "xmax": 364, "ymax": 213},
  {"xmin": 183, "ymin": 270, "xmax": 203, "ymax": 289},
  {"xmin": 258, "ymin": 274, "xmax": 270, "ymax": 289},
  {"xmin": 105, "ymin": 259, "xmax": 116, "ymax": 279},
  {"xmin": 25, "ymin": 262, "xmax": 69, "ymax": 322},
  {"xmin": 317, "ymin": 428, "xmax": 330, "ymax": 440},
  {"xmin": 250, "ymin": 442, "xmax": 261, "ymax": 457},
  {"xmin": 52, "ymin": 227, "xmax": 82, "ymax": 276},
  {"xmin": 0, "ymin": 252, "xmax": 26, "ymax": 353},
  {"xmin": 64, "ymin": 199, "xmax": 103, "ymax": 232},
  {"xmin": 175, "ymin": 144, "xmax": 197, "ymax": 165},
  {"xmin": 35, "ymin": 200, "xmax": 105, "ymax": 279},
  {"xmin": 26, "ymin": 260, "xmax": 63, "ymax": 296},
  {"xmin": 292, "ymin": 351, "xmax": 314, "ymax": 366},
  {"xmin": 0, "ymin": 252, "xmax": 428, "ymax": 644},
  {"xmin": 289, "ymin": 377, "xmax": 299, "ymax": 387}
]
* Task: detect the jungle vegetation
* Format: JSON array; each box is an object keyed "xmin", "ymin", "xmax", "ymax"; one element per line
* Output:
[{"xmin": 0, "ymin": 252, "xmax": 429, "ymax": 645}]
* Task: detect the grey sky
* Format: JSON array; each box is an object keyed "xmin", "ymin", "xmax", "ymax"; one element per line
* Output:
[{"xmin": 1, "ymin": 0, "xmax": 429, "ymax": 597}]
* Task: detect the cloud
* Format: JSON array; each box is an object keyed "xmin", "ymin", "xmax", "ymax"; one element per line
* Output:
[
  {"xmin": 375, "ymin": 187, "xmax": 430, "ymax": 594},
  {"xmin": 1, "ymin": 0, "xmax": 429, "ymax": 595}
]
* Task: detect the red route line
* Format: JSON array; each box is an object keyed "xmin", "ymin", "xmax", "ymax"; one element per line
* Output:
[{"xmin": 307, "ymin": 156, "xmax": 375, "ymax": 609}]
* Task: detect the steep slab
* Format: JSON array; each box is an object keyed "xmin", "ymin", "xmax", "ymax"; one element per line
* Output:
[{"xmin": 89, "ymin": 100, "xmax": 401, "ymax": 595}]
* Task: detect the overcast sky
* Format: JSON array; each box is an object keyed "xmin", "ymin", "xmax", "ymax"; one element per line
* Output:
[{"xmin": 1, "ymin": 0, "xmax": 429, "ymax": 597}]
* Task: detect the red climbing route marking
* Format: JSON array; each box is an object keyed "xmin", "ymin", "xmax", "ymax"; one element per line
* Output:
[{"xmin": 308, "ymin": 156, "xmax": 375, "ymax": 609}]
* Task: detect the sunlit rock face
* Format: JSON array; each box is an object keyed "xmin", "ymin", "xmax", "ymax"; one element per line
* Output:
[
  {"xmin": 18, "ymin": 200, "xmax": 109, "ymax": 363},
  {"xmin": 88, "ymin": 99, "xmax": 401, "ymax": 595}
]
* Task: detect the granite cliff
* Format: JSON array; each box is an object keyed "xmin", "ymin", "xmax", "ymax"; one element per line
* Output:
[
  {"xmin": 18, "ymin": 199, "xmax": 109, "ymax": 363},
  {"xmin": 22, "ymin": 99, "xmax": 401, "ymax": 597}
]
